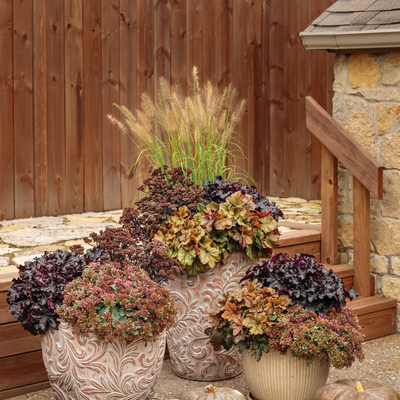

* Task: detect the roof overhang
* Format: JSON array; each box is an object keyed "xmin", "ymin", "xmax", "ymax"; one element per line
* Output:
[{"xmin": 300, "ymin": 29, "xmax": 400, "ymax": 51}]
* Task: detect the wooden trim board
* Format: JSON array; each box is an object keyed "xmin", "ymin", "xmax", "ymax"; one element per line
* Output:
[{"xmin": 0, "ymin": 381, "xmax": 50, "ymax": 400}]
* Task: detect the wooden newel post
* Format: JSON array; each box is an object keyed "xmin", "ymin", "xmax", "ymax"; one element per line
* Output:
[
  {"xmin": 353, "ymin": 177, "xmax": 371, "ymax": 297},
  {"xmin": 321, "ymin": 144, "xmax": 338, "ymax": 265}
]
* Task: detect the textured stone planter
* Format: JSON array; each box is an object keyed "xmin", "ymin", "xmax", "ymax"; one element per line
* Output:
[
  {"xmin": 41, "ymin": 321, "xmax": 166, "ymax": 400},
  {"xmin": 242, "ymin": 349, "xmax": 330, "ymax": 400},
  {"xmin": 165, "ymin": 251, "xmax": 256, "ymax": 381}
]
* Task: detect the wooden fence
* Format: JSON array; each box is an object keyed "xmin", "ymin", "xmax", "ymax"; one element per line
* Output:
[{"xmin": 0, "ymin": 0, "xmax": 335, "ymax": 221}]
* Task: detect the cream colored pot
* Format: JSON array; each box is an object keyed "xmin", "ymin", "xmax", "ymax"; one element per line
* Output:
[
  {"xmin": 41, "ymin": 321, "xmax": 166, "ymax": 400},
  {"xmin": 165, "ymin": 251, "xmax": 256, "ymax": 381},
  {"xmin": 242, "ymin": 349, "xmax": 330, "ymax": 400}
]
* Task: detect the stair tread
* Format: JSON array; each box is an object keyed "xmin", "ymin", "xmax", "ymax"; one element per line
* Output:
[
  {"xmin": 324, "ymin": 264, "xmax": 354, "ymax": 278},
  {"xmin": 346, "ymin": 295, "xmax": 397, "ymax": 316}
]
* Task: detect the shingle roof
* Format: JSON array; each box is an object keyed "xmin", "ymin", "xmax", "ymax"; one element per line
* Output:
[{"xmin": 305, "ymin": 0, "xmax": 400, "ymax": 33}]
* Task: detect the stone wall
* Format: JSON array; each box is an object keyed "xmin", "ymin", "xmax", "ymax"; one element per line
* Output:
[{"xmin": 334, "ymin": 52, "xmax": 400, "ymax": 331}]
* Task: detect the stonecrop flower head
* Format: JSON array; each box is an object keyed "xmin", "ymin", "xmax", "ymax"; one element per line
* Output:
[
  {"xmin": 58, "ymin": 262, "xmax": 177, "ymax": 344},
  {"xmin": 207, "ymin": 280, "xmax": 364, "ymax": 369}
]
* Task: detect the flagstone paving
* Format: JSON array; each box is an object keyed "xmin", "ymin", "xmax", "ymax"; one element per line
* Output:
[{"xmin": 0, "ymin": 196, "xmax": 321, "ymax": 275}]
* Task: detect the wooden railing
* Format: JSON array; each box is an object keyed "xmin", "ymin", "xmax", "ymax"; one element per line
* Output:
[{"xmin": 306, "ymin": 97, "xmax": 383, "ymax": 297}]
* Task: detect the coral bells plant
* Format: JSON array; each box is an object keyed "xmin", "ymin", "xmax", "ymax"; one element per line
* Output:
[
  {"xmin": 154, "ymin": 191, "xmax": 279, "ymax": 276},
  {"xmin": 241, "ymin": 253, "xmax": 358, "ymax": 315},
  {"xmin": 207, "ymin": 280, "xmax": 364, "ymax": 369},
  {"xmin": 57, "ymin": 262, "xmax": 177, "ymax": 344},
  {"xmin": 7, "ymin": 247, "xmax": 106, "ymax": 336}
]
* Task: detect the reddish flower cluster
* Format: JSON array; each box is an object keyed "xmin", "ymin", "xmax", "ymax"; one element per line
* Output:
[{"xmin": 57, "ymin": 262, "xmax": 177, "ymax": 344}]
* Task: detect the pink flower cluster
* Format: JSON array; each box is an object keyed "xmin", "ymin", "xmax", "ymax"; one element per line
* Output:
[{"xmin": 57, "ymin": 262, "xmax": 177, "ymax": 344}]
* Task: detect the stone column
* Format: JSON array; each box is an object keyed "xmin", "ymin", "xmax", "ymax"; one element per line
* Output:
[{"xmin": 333, "ymin": 53, "xmax": 400, "ymax": 331}]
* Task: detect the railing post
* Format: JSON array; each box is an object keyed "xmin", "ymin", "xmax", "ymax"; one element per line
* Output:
[
  {"xmin": 321, "ymin": 144, "xmax": 338, "ymax": 265},
  {"xmin": 353, "ymin": 176, "xmax": 371, "ymax": 297}
]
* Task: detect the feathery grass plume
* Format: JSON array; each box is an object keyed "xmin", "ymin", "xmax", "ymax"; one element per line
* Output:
[{"xmin": 108, "ymin": 66, "xmax": 250, "ymax": 187}]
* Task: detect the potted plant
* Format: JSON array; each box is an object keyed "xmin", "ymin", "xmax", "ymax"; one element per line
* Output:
[
  {"xmin": 85, "ymin": 166, "xmax": 283, "ymax": 382},
  {"xmin": 207, "ymin": 253, "xmax": 365, "ymax": 400},
  {"xmin": 7, "ymin": 244, "xmax": 179, "ymax": 400}
]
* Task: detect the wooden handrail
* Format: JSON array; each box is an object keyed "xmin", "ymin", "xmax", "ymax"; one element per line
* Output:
[
  {"xmin": 306, "ymin": 97, "xmax": 383, "ymax": 200},
  {"xmin": 306, "ymin": 96, "xmax": 383, "ymax": 298}
]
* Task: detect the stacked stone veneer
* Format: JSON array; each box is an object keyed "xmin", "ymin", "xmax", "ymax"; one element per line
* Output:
[{"xmin": 334, "ymin": 52, "xmax": 400, "ymax": 331}]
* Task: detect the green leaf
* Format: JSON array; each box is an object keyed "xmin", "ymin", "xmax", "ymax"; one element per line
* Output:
[
  {"xmin": 186, "ymin": 259, "xmax": 204, "ymax": 276},
  {"xmin": 197, "ymin": 203, "xmax": 206, "ymax": 213},
  {"xmin": 177, "ymin": 248, "xmax": 196, "ymax": 266},
  {"xmin": 199, "ymin": 246, "xmax": 221, "ymax": 268}
]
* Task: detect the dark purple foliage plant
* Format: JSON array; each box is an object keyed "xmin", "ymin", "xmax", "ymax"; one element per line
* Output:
[
  {"xmin": 202, "ymin": 175, "xmax": 284, "ymax": 222},
  {"xmin": 7, "ymin": 246, "xmax": 106, "ymax": 336},
  {"xmin": 241, "ymin": 253, "xmax": 358, "ymax": 315}
]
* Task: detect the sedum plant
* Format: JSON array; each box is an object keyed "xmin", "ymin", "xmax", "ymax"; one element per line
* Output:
[
  {"xmin": 154, "ymin": 191, "xmax": 279, "ymax": 276},
  {"xmin": 108, "ymin": 67, "xmax": 249, "ymax": 185},
  {"xmin": 207, "ymin": 280, "xmax": 365, "ymax": 368},
  {"xmin": 58, "ymin": 262, "xmax": 177, "ymax": 344}
]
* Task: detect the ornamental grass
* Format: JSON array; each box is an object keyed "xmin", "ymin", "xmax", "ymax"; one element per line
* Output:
[{"xmin": 108, "ymin": 67, "xmax": 248, "ymax": 186}]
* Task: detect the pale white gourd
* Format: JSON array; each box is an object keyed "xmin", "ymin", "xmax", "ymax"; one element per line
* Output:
[{"xmin": 180, "ymin": 384, "xmax": 247, "ymax": 400}]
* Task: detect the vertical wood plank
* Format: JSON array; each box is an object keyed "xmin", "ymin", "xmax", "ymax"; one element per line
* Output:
[
  {"xmin": 13, "ymin": 0, "xmax": 34, "ymax": 219},
  {"xmin": 325, "ymin": 0, "xmax": 336, "ymax": 116},
  {"xmin": 202, "ymin": 0, "xmax": 217, "ymax": 84},
  {"xmin": 353, "ymin": 177, "xmax": 371, "ymax": 297},
  {"xmin": 65, "ymin": 0, "xmax": 84, "ymax": 214},
  {"xmin": 321, "ymin": 145, "xmax": 338, "ymax": 265},
  {"xmin": 261, "ymin": 0, "xmax": 270, "ymax": 195},
  {"xmin": 46, "ymin": 0, "xmax": 65, "ymax": 216},
  {"xmin": 171, "ymin": 0, "xmax": 187, "ymax": 94},
  {"xmin": 33, "ymin": 0, "xmax": 48, "ymax": 217},
  {"xmin": 83, "ymin": 0, "xmax": 103, "ymax": 211},
  {"xmin": 283, "ymin": 0, "xmax": 298, "ymax": 197},
  {"xmin": 120, "ymin": 0, "xmax": 138, "ymax": 207},
  {"xmin": 137, "ymin": 0, "xmax": 154, "ymax": 181},
  {"xmin": 247, "ymin": 0, "xmax": 262, "ymax": 186},
  {"xmin": 102, "ymin": 0, "xmax": 121, "ymax": 211},
  {"xmin": 0, "ymin": 0, "xmax": 14, "ymax": 220},
  {"xmin": 232, "ymin": 0, "xmax": 247, "ymax": 180},
  {"xmin": 187, "ymin": 0, "xmax": 203, "ymax": 89},
  {"xmin": 296, "ymin": 0, "xmax": 312, "ymax": 201},
  {"xmin": 216, "ymin": 0, "xmax": 232, "ymax": 90},
  {"xmin": 269, "ymin": 0, "xmax": 284, "ymax": 196}
]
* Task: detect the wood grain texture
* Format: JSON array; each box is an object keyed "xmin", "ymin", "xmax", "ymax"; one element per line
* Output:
[
  {"xmin": 83, "ymin": 0, "xmax": 103, "ymax": 211},
  {"xmin": 279, "ymin": 229, "xmax": 321, "ymax": 247},
  {"xmin": 357, "ymin": 308, "xmax": 397, "ymax": 341},
  {"xmin": 0, "ymin": 273, "xmax": 16, "ymax": 292},
  {"xmin": 0, "ymin": 350, "xmax": 48, "ymax": 392},
  {"xmin": 353, "ymin": 177, "xmax": 371, "ymax": 297},
  {"xmin": 321, "ymin": 145, "xmax": 338, "ymax": 265},
  {"xmin": 202, "ymin": 0, "xmax": 217, "ymax": 84},
  {"xmin": 0, "ymin": 0, "xmax": 14, "ymax": 221},
  {"xmin": 65, "ymin": 0, "xmax": 84, "ymax": 214},
  {"xmin": 187, "ymin": 0, "xmax": 203, "ymax": 87},
  {"xmin": 102, "ymin": 0, "xmax": 121, "ymax": 211},
  {"xmin": 13, "ymin": 0, "xmax": 34, "ymax": 219},
  {"xmin": 0, "ymin": 322, "xmax": 42, "ymax": 358},
  {"xmin": 171, "ymin": 0, "xmax": 186, "ymax": 93},
  {"xmin": 0, "ymin": 381, "xmax": 50, "ymax": 400},
  {"xmin": 119, "ymin": 0, "xmax": 139, "ymax": 207},
  {"xmin": 46, "ymin": 0, "xmax": 65, "ymax": 216},
  {"xmin": 0, "ymin": 292, "xmax": 14, "ymax": 324},
  {"xmin": 269, "ymin": 0, "xmax": 284, "ymax": 196},
  {"xmin": 275, "ymin": 241, "xmax": 321, "ymax": 262},
  {"xmin": 33, "ymin": 0, "xmax": 48, "ymax": 217},
  {"xmin": 306, "ymin": 96, "xmax": 383, "ymax": 199},
  {"xmin": 247, "ymin": 0, "xmax": 262, "ymax": 186},
  {"xmin": 216, "ymin": 0, "xmax": 231, "ymax": 90}
]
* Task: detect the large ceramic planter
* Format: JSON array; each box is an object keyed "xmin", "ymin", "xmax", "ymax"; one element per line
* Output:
[
  {"xmin": 242, "ymin": 349, "xmax": 330, "ymax": 400},
  {"xmin": 165, "ymin": 251, "xmax": 255, "ymax": 381},
  {"xmin": 41, "ymin": 321, "xmax": 166, "ymax": 400}
]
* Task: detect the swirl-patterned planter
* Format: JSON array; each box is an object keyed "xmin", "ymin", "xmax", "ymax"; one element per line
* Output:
[
  {"xmin": 41, "ymin": 321, "xmax": 166, "ymax": 400},
  {"xmin": 165, "ymin": 251, "xmax": 256, "ymax": 381},
  {"xmin": 242, "ymin": 350, "xmax": 330, "ymax": 400}
]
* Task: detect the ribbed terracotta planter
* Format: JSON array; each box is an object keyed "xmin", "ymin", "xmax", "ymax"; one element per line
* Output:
[
  {"xmin": 165, "ymin": 251, "xmax": 256, "ymax": 381},
  {"xmin": 242, "ymin": 349, "xmax": 330, "ymax": 400},
  {"xmin": 41, "ymin": 321, "xmax": 166, "ymax": 400}
]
